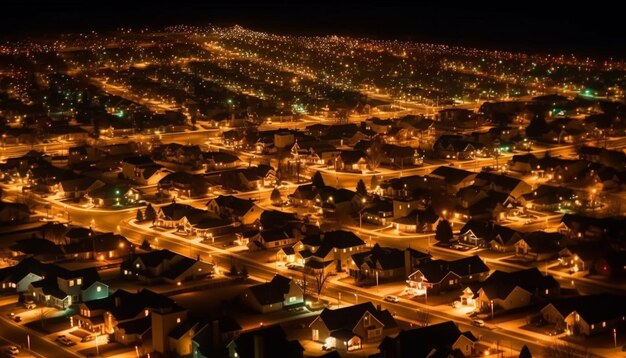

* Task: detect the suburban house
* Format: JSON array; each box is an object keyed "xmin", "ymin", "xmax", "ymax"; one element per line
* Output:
[
  {"xmin": 473, "ymin": 268, "xmax": 560, "ymax": 313},
  {"xmin": 515, "ymin": 232, "xmax": 565, "ymax": 261},
  {"xmin": 158, "ymin": 172, "xmax": 210, "ymax": 199},
  {"xmin": 74, "ymin": 288, "xmax": 182, "ymax": 344},
  {"xmin": 206, "ymin": 195, "xmax": 262, "ymax": 225},
  {"xmin": 0, "ymin": 257, "xmax": 48, "ymax": 293},
  {"xmin": 406, "ymin": 256, "xmax": 489, "ymax": 295},
  {"xmin": 189, "ymin": 317, "xmax": 242, "ymax": 358},
  {"xmin": 56, "ymin": 176, "xmax": 105, "ymax": 200},
  {"xmin": 155, "ymin": 202, "xmax": 234, "ymax": 237},
  {"xmin": 558, "ymin": 242, "xmax": 609, "ymax": 274},
  {"xmin": 392, "ymin": 206, "xmax": 440, "ymax": 233},
  {"xmin": 241, "ymin": 274, "xmax": 304, "ymax": 313},
  {"xmin": 0, "ymin": 201, "xmax": 31, "ymax": 223},
  {"xmin": 28, "ymin": 266, "xmax": 108, "ymax": 309},
  {"xmin": 309, "ymin": 302, "xmax": 398, "ymax": 352},
  {"xmin": 247, "ymin": 229, "xmax": 298, "ymax": 251},
  {"xmin": 120, "ymin": 249, "xmax": 213, "ymax": 285},
  {"xmin": 121, "ymin": 156, "xmax": 172, "ymax": 185},
  {"xmin": 299, "ymin": 230, "xmax": 367, "ymax": 273},
  {"xmin": 427, "ymin": 166, "xmax": 476, "ymax": 194},
  {"xmin": 458, "ymin": 220, "xmax": 523, "ymax": 252},
  {"xmin": 348, "ymin": 244, "xmax": 431, "ymax": 283},
  {"xmin": 521, "ymin": 185, "xmax": 578, "ymax": 212},
  {"xmin": 473, "ymin": 172, "xmax": 532, "ymax": 199},
  {"xmin": 540, "ymin": 294, "xmax": 626, "ymax": 336},
  {"xmin": 378, "ymin": 321, "xmax": 477, "ymax": 358}
]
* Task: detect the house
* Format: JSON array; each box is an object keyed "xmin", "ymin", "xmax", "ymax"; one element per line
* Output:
[
  {"xmin": 362, "ymin": 198, "xmax": 394, "ymax": 226},
  {"xmin": 86, "ymin": 184, "xmax": 138, "ymax": 207},
  {"xmin": 454, "ymin": 189, "xmax": 518, "ymax": 222},
  {"xmin": 120, "ymin": 249, "xmax": 213, "ymax": 284},
  {"xmin": 557, "ymin": 242, "xmax": 609, "ymax": 274},
  {"xmin": 121, "ymin": 156, "xmax": 172, "ymax": 185},
  {"xmin": 378, "ymin": 321, "xmax": 477, "ymax": 358},
  {"xmin": 392, "ymin": 207, "xmax": 440, "ymax": 233},
  {"xmin": 74, "ymin": 289, "xmax": 180, "ymax": 341},
  {"xmin": 301, "ymin": 230, "xmax": 367, "ymax": 273},
  {"xmin": 558, "ymin": 214, "xmax": 626, "ymax": 241},
  {"xmin": 473, "ymin": 172, "xmax": 532, "ymax": 199},
  {"xmin": 0, "ymin": 257, "xmax": 48, "ymax": 293},
  {"xmin": 190, "ymin": 317, "xmax": 242, "ymax": 358},
  {"xmin": 0, "ymin": 201, "xmax": 30, "ymax": 223},
  {"xmin": 247, "ymin": 229, "xmax": 297, "ymax": 251},
  {"xmin": 433, "ymin": 135, "xmax": 485, "ymax": 160},
  {"xmin": 155, "ymin": 203, "xmax": 233, "ymax": 237},
  {"xmin": 204, "ymin": 151, "xmax": 240, "ymax": 171},
  {"xmin": 158, "ymin": 172, "xmax": 210, "ymax": 199},
  {"xmin": 521, "ymin": 185, "xmax": 578, "ymax": 212},
  {"xmin": 241, "ymin": 274, "xmax": 304, "ymax": 313},
  {"xmin": 206, "ymin": 195, "xmax": 261, "ymax": 225},
  {"xmin": 310, "ymin": 302, "xmax": 398, "ymax": 351},
  {"xmin": 515, "ymin": 232, "xmax": 565, "ymax": 261},
  {"xmin": 57, "ymin": 176, "xmax": 105, "ymax": 200},
  {"xmin": 458, "ymin": 220, "xmax": 523, "ymax": 251},
  {"xmin": 27, "ymin": 266, "xmax": 108, "ymax": 309},
  {"xmin": 407, "ymin": 256, "xmax": 489, "ymax": 295},
  {"xmin": 540, "ymin": 294, "xmax": 626, "ymax": 336},
  {"xmin": 227, "ymin": 325, "xmax": 303, "ymax": 358},
  {"xmin": 508, "ymin": 154, "xmax": 538, "ymax": 173},
  {"xmin": 428, "ymin": 166, "xmax": 476, "ymax": 194},
  {"xmin": 474, "ymin": 268, "xmax": 559, "ymax": 313},
  {"xmin": 349, "ymin": 244, "xmax": 431, "ymax": 283},
  {"xmin": 334, "ymin": 150, "xmax": 367, "ymax": 172}
]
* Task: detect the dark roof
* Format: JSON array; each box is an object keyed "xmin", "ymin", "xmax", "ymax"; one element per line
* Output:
[
  {"xmin": 428, "ymin": 166, "xmax": 474, "ymax": 185},
  {"xmin": 117, "ymin": 316, "xmax": 152, "ymax": 335},
  {"xmin": 479, "ymin": 268, "xmax": 559, "ymax": 299},
  {"xmin": 83, "ymin": 289, "xmax": 180, "ymax": 321},
  {"xmin": 545, "ymin": 294, "xmax": 626, "ymax": 324},
  {"xmin": 318, "ymin": 302, "xmax": 397, "ymax": 332},
  {"xmin": 122, "ymin": 156, "xmax": 155, "ymax": 166},
  {"xmin": 211, "ymin": 195, "xmax": 255, "ymax": 216},
  {"xmin": 351, "ymin": 244, "xmax": 404, "ymax": 271},
  {"xmin": 321, "ymin": 230, "xmax": 365, "ymax": 248},
  {"xmin": 413, "ymin": 256, "xmax": 489, "ymax": 283},
  {"xmin": 379, "ymin": 321, "xmax": 475, "ymax": 358}
]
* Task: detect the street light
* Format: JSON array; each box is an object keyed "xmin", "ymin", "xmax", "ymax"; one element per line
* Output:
[
  {"xmin": 490, "ymin": 300, "xmax": 494, "ymax": 321},
  {"xmin": 614, "ymin": 328, "xmax": 617, "ymax": 348},
  {"xmin": 354, "ymin": 293, "xmax": 358, "ymax": 304}
]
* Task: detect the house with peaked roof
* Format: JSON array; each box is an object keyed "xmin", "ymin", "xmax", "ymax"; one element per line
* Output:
[
  {"xmin": 27, "ymin": 266, "xmax": 108, "ymax": 309},
  {"xmin": 515, "ymin": 232, "xmax": 565, "ymax": 261},
  {"xmin": 120, "ymin": 249, "xmax": 213, "ymax": 285},
  {"xmin": 300, "ymin": 230, "xmax": 367, "ymax": 273},
  {"xmin": 121, "ymin": 156, "xmax": 172, "ymax": 185},
  {"xmin": 190, "ymin": 317, "xmax": 242, "ymax": 358},
  {"xmin": 407, "ymin": 256, "xmax": 489, "ymax": 295},
  {"xmin": 378, "ymin": 321, "xmax": 477, "ymax": 358},
  {"xmin": 241, "ymin": 274, "xmax": 303, "ymax": 313},
  {"xmin": 206, "ymin": 195, "xmax": 261, "ymax": 225},
  {"xmin": 473, "ymin": 268, "xmax": 559, "ymax": 313},
  {"xmin": 0, "ymin": 257, "xmax": 47, "ymax": 293},
  {"xmin": 310, "ymin": 302, "xmax": 398, "ymax": 352},
  {"xmin": 349, "ymin": 244, "xmax": 431, "ymax": 283},
  {"xmin": 458, "ymin": 220, "xmax": 523, "ymax": 252},
  {"xmin": 540, "ymin": 294, "xmax": 626, "ymax": 336},
  {"xmin": 428, "ymin": 166, "xmax": 476, "ymax": 194}
]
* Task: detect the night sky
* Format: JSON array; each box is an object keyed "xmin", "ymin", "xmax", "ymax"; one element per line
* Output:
[{"xmin": 2, "ymin": 1, "xmax": 625, "ymax": 58}]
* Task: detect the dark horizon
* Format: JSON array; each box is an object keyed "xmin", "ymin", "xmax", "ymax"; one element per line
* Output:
[{"xmin": 1, "ymin": 2, "xmax": 626, "ymax": 59}]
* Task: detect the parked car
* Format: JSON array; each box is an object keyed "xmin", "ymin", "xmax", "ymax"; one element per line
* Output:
[
  {"xmin": 81, "ymin": 334, "xmax": 96, "ymax": 343},
  {"xmin": 384, "ymin": 295, "xmax": 400, "ymax": 303},
  {"xmin": 321, "ymin": 345, "xmax": 335, "ymax": 352},
  {"xmin": 4, "ymin": 346, "xmax": 19, "ymax": 355},
  {"xmin": 56, "ymin": 335, "xmax": 75, "ymax": 346},
  {"xmin": 24, "ymin": 301, "xmax": 36, "ymax": 309},
  {"xmin": 12, "ymin": 315, "xmax": 21, "ymax": 322},
  {"xmin": 472, "ymin": 319, "xmax": 485, "ymax": 327},
  {"xmin": 451, "ymin": 301, "xmax": 461, "ymax": 308}
]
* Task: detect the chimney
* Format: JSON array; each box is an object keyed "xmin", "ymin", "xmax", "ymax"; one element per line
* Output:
[
  {"xmin": 376, "ymin": 304, "xmax": 382, "ymax": 311},
  {"xmin": 211, "ymin": 320, "xmax": 220, "ymax": 348},
  {"xmin": 114, "ymin": 296, "xmax": 121, "ymax": 308},
  {"xmin": 254, "ymin": 334, "xmax": 264, "ymax": 358}
]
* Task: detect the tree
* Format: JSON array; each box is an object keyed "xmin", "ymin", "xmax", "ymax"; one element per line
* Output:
[
  {"xmin": 416, "ymin": 310, "xmax": 431, "ymax": 327},
  {"xmin": 525, "ymin": 115, "xmax": 548, "ymax": 138},
  {"xmin": 229, "ymin": 264, "xmax": 238, "ymax": 277},
  {"xmin": 356, "ymin": 179, "xmax": 367, "ymax": 196},
  {"xmin": 312, "ymin": 268, "xmax": 331, "ymax": 301},
  {"xmin": 270, "ymin": 188, "xmax": 282, "ymax": 205},
  {"xmin": 311, "ymin": 171, "xmax": 325, "ymax": 188},
  {"xmin": 144, "ymin": 204, "xmax": 156, "ymax": 223},
  {"xmin": 240, "ymin": 266, "xmax": 249, "ymax": 280},
  {"xmin": 543, "ymin": 342, "xmax": 584, "ymax": 358},
  {"xmin": 519, "ymin": 345, "xmax": 532, "ymax": 358},
  {"xmin": 140, "ymin": 239, "xmax": 151, "ymax": 251},
  {"xmin": 370, "ymin": 175, "xmax": 380, "ymax": 191},
  {"xmin": 366, "ymin": 136, "xmax": 385, "ymax": 172},
  {"xmin": 136, "ymin": 209, "xmax": 144, "ymax": 222},
  {"xmin": 435, "ymin": 219, "xmax": 453, "ymax": 243}
]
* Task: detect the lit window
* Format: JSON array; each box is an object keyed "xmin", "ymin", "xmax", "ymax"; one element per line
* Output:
[
  {"xmin": 602, "ymin": 322, "xmax": 606, "ymax": 327},
  {"xmin": 176, "ymin": 317, "xmax": 181, "ymax": 324},
  {"xmin": 96, "ymin": 286, "xmax": 102, "ymax": 292},
  {"xmin": 145, "ymin": 309, "xmax": 149, "ymax": 317},
  {"xmin": 69, "ymin": 280, "xmax": 75, "ymax": 287},
  {"xmin": 77, "ymin": 278, "xmax": 82, "ymax": 285}
]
